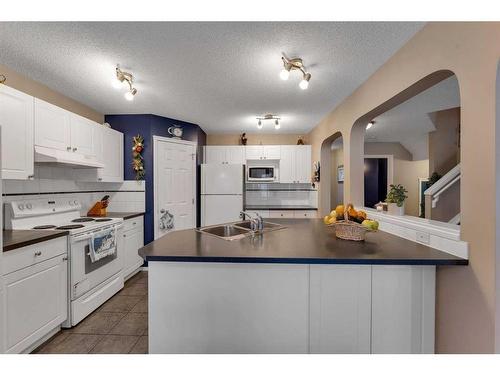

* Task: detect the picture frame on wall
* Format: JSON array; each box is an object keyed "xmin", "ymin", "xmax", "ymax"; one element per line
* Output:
[{"xmin": 337, "ymin": 165, "xmax": 344, "ymax": 183}]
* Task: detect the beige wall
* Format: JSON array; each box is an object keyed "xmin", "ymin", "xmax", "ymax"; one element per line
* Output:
[
  {"xmin": 365, "ymin": 142, "xmax": 412, "ymax": 161},
  {"xmin": 429, "ymin": 107, "xmax": 461, "ymax": 175},
  {"xmin": 307, "ymin": 23, "xmax": 500, "ymax": 353},
  {"xmin": 0, "ymin": 63, "xmax": 103, "ymax": 123},
  {"xmin": 364, "ymin": 142, "xmax": 428, "ymax": 217},
  {"xmin": 330, "ymin": 147, "xmax": 344, "ymax": 208},
  {"xmin": 206, "ymin": 133, "xmax": 307, "ymax": 145}
]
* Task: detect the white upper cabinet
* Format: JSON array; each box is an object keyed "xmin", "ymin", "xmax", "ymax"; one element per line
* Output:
[
  {"xmin": 70, "ymin": 114, "xmax": 98, "ymax": 157},
  {"xmin": 295, "ymin": 145, "xmax": 312, "ymax": 183},
  {"xmin": 35, "ymin": 98, "xmax": 99, "ymax": 159},
  {"xmin": 245, "ymin": 145, "xmax": 281, "ymax": 160},
  {"xmin": 98, "ymin": 126, "xmax": 124, "ymax": 182},
  {"xmin": 34, "ymin": 98, "xmax": 71, "ymax": 152},
  {"xmin": 0, "ymin": 85, "xmax": 34, "ymax": 180},
  {"xmin": 279, "ymin": 145, "xmax": 311, "ymax": 184},
  {"xmin": 204, "ymin": 146, "xmax": 245, "ymax": 164}
]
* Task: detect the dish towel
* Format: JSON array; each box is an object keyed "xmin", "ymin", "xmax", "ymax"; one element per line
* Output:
[{"xmin": 88, "ymin": 228, "xmax": 116, "ymax": 263}]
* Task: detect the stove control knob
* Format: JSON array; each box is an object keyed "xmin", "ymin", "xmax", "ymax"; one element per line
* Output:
[
  {"xmin": 73, "ymin": 200, "xmax": 79, "ymax": 206},
  {"xmin": 26, "ymin": 203, "xmax": 33, "ymax": 210},
  {"xmin": 69, "ymin": 201, "xmax": 74, "ymax": 206},
  {"xmin": 17, "ymin": 204, "xmax": 25, "ymax": 211}
]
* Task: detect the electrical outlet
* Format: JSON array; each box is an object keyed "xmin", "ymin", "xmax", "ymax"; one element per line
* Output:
[{"xmin": 416, "ymin": 231, "xmax": 430, "ymax": 244}]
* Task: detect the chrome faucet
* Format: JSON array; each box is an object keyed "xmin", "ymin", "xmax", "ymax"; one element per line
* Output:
[{"xmin": 240, "ymin": 211, "xmax": 264, "ymax": 232}]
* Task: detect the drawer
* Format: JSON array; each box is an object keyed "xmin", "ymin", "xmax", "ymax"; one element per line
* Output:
[
  {"xmin": 124, "ymin": 216, "xmax": 144, "ymax": 232},
  {"xmin": 293, "ymin": 210, "xmax": 318, "ymax": 219},
  {"xmin": 3, "ymin": 236, "xmax": 68, "ymax": 276},
  {"xmin": 268, "ymin": 210, "xmax": 295, "ymax": 219}
]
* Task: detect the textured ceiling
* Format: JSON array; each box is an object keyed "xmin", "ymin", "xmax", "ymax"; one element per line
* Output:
[
  {"xmin": 367, "ymin": 76, "xmax": 460, "ymax": 160},
  {"xmin": 0, "ymin": 22, "xmax": 424, "ymax": 134}
]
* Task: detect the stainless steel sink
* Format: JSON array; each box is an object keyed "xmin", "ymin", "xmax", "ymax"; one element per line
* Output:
[
  {"xmin": 233, "ymin": 220, "xmax": 284, "ymax": 231},
  {"xmin": 198, "ymin": 221, "xmax": 285, "ymax": 241},
  {"xmin": 198, "ymin": 224, "xmax": 251, "ymax": 240}
]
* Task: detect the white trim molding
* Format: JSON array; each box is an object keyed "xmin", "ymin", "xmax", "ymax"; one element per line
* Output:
[{"xmin": 364, "ymin": 208, "xmax": 468, "ymax": 259}]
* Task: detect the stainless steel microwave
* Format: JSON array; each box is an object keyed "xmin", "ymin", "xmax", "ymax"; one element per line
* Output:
[{"xmin": 247, "ymin": 166, "xmax": 277, "ymax": 182}]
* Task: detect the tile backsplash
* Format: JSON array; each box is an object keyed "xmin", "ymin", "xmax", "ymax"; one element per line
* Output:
[
  {"xmin": 245, "ymin": 183, "xmax": 317, "ymax": 207},
  {"xmin": 2, "ymin": 166, "xmax": 145, "ymax": 219}
]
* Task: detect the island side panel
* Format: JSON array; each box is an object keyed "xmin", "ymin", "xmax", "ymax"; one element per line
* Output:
[
  {"xmin": 149, "ymin": 261, "xmax": 310, "ymax": 354},
  {"xmin": 309, "ymin": 265, "xmax": 372, "ymax": 353},
  {"xmin": 371, "ymin": 265, "xmax": 436, "ymax": 354}
]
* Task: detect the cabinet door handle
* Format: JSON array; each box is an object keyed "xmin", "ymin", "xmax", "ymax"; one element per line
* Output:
[
  {"xmin": 62, "ymin": 256, "xmax": 68, "ymax": 261},
  {"xmin": 34, "ymin": 251, "xmax": 42, "ymax": 257},
  {"xmin": 98, "ymin": 178, "xmax": 102, "ymax": 181},
  {"xmin": 73, "ymin": 147, "xmax": 78, "ymax": 152},
  {"xmin": 28, "ymin": 175, "xmax": 34, "ymax": 179},
  {"xmin": 67, "ymin": 146, "xmax": 72, "ymax": 151}
]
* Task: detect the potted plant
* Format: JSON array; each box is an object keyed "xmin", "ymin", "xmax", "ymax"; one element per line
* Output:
[{"xmin": 386, "ymin": 184, "xmax": 408, "ymax": 216}]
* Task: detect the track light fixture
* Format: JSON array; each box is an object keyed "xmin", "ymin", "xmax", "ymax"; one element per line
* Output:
[
  {"xmin": 256, "ymin": 114, "xmax": 281, "ymax": 130},
  {"xmin": 280, "ymin": 54, "xmax": 312, "ymax": 90},
  {"xmin": 113, "ymin": 65, "xmax": 138, "ymax": 101}
]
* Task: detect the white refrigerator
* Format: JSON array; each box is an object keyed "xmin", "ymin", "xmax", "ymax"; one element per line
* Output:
[{"xmin": 201, "ymin": 164, "xmax": 244, "ymax": 226}]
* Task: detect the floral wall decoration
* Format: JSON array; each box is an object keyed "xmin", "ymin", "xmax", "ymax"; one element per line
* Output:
[{"xmin": 132, "ymin": 134, "xmax": 145, "ymax": 180}]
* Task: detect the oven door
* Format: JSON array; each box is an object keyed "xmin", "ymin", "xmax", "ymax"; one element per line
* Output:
[
  {"xmin": 70, "ymin": 224, "xmax": 123, "ymax": 300},
  {"xmin": 247, "ymin": 166, "xmax": 276, "ymax": 182}
]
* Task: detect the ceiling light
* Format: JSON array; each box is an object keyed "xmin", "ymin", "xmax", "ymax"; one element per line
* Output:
[
  {"xmin": 280, "ymin": 54, "xmax": 312, "ymax": 90},
  {"xmin": 256, "ymin": 114, "xmax": 281, "ymax": 130},
  {"xmin": 124, "ymin": 88, "xmax": 137, "ymax": 101},
  {"xmin": 299, "ymin": 73, "xmax": 311, "ymax": 90},
  {"xmin": 366, "ymin": 121, "xmax": 374, "ymax": 130},
  {"xmin": 113, "ymin": 65, "xmax": 138, "ymax": 100}
]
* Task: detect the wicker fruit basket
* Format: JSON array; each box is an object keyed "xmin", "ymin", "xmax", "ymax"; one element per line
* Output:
[{"xmin": 331, "ymin": 208, "xmax": 373, "ymax": 241}]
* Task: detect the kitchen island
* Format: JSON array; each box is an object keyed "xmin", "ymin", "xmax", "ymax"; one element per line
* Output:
[{"xmin": 139, "ymin": 219, "xmax": 467, "ymax": 354}]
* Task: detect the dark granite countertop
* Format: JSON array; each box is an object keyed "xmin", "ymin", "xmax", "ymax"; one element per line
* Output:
[
  {"xmin": 3, "ymin": 230, "xmax": 69, "ymax": 252},
  {"xmin": 139, "ymin": 218, "xmax": 468, "ymax": 266},
  {"xmin": 89, "ymin": 212, "xmax": 145, "ymax": 220},
  {"xmin": 245, "ymin": 205, "xmax": 318, "ymax": 211}
]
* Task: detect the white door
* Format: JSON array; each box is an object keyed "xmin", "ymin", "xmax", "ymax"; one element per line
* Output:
[
  {"xmin": 0, "ymin": 85, "xmax": 34, "ymax": 180},
  {"xmin": 295, "ymin": 145, "xmax": 311, "ymax": 183},
  {"xmin": 201, "ymin": 164, "xmax": 243, "ymax": 195},
  {"xmin": 280, "ymin": 145, "xmax": 295, "ymax": 183},
  {"xmin": 204, "ymin": 146, "xmax": 226, "ymax": 164},
  {"xmin": 34, "ymin": 98, "xmax": 71, "ymax": 151},
  {"xmin": 70, "ymin": 114, "xmax": 97, "ymax": 157},
  {"xmin": 154, "ymin": 137, "xmax": 196, "ymax": 239},
  {"xmin": 226, "ymin": 146, "xmax": 245, "ymax": 164},
  {"xmin": 201, "ymin": 195, "xmax": 243, "ymax": 226}
]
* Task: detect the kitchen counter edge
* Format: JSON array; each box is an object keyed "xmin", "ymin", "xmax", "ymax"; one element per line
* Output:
[{"xmin": 3, "ymin": 230, "xmax": 69, "ymax": 252}]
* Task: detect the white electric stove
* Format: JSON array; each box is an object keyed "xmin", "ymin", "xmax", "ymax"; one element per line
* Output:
[{"xmin": 4, "ymin": 198, "xmax": 125, "ymax": 327}]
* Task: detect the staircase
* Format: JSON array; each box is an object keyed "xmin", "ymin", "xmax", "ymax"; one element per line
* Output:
[{"xmin": 424, "ymin": 163, "xmax": 461, "ymax": 224}]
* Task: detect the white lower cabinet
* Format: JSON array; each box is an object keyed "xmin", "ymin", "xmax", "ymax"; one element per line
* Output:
[
  {"xmin": 2, "ymin": 237, "xmax": 68, "ymax": 354},
  {"xmin": 122, "ymin": 216, "xmax": 145, "ymax": 280}
]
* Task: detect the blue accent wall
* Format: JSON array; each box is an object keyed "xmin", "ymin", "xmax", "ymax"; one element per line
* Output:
[{"xmin": 105, "ymin": 114, "xmax": 206, "ymax": 245}]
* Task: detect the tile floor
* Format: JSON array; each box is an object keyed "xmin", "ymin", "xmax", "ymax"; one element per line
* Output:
[{"xmin": 33, "ymin": 270, "xmax": 148, "ymax": 354}]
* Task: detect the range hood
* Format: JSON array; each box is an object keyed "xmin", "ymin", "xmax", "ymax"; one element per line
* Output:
[{"xmin": 35, "ymin": 146, "xmax": 104, "ymax": 168}]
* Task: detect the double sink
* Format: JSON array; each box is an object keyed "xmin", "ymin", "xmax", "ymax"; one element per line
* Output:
[{"xmin": 198, "ymin": 220, "xmax": 285, "ymax": 241}]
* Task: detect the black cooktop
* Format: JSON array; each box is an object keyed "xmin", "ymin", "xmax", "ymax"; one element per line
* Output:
[
  {"xmin": 95, "ymin": 218, "xmax": 112, "ymax": 222},
  {"xmin": 72, "ymin": 217, "xmax": 95, "ymax": 223},
  {"xmin": 33, "ymin": 225, "xmax": 57, "ymax": 230}
]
